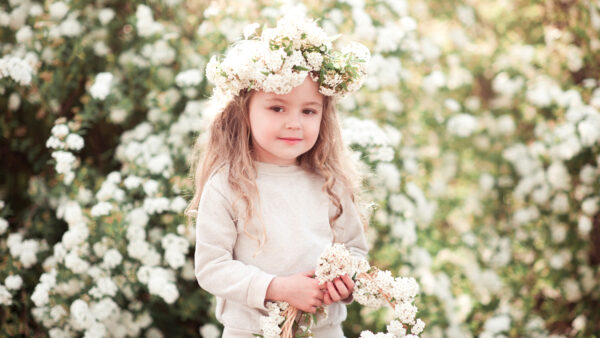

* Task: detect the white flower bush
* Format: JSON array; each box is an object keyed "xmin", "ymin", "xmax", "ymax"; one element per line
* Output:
[{"xmin": 1, "ymin": 0, "xmax": 599, "ymax": 336}]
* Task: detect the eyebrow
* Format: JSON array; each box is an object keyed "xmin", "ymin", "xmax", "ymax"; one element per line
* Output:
[{"xmin": 266, "ymin": 97, "xmax": 322, "ymax": 108}]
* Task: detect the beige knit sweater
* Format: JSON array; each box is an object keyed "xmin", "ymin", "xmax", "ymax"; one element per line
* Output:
[{"xmin": 194, "ymin": 161, "xmax": 369, "ymax": 335}]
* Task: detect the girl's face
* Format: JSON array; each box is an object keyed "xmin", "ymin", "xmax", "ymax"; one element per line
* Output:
[{"xmin": 248, "ymin": 76, "xmax": 323, "ymax": 165}]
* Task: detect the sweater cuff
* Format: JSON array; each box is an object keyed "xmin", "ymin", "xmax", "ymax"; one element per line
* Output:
[{"xmin": 248, "ymin": 272, "xmax": 276, "ymax": 311}]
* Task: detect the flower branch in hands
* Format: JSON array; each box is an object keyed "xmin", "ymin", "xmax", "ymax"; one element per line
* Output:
[{"xmin": 260, "ymin": 244, "xmax": 425, "ymax": 338}]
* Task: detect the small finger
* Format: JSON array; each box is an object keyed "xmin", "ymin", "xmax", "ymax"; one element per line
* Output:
[
  {"xmin": 327, "ymin": 282, "xmax": 341, "ymax": 302},
  {"xmin": 334, "ymin": 278, "xmax": 348, "ymax": 296},
  {"xmin": 324, "ymin": 293, "xmax": 332, "ymax": 305},
  {"xmin": 341, "ymin": 274, "xmax": 354, "ymax": 289}
]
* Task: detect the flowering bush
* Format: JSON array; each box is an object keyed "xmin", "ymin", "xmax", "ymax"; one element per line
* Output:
[{"xmin": 1, "ymin": 0, "xmax": 599, "ymax": 337}]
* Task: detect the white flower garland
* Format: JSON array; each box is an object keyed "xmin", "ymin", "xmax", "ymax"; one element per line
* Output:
[
  {"xmin": 205, "ymin": 13, "xmax": 370, "ymax": 106},
  {"xmin": 259, "ymin": 244, "xmax": 424, "ymax": 337}
]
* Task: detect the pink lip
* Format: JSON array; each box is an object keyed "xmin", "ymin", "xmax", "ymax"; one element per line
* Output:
[{"xmin": 279, "ymin": 137, "xmax": 302, "ymax": 144}]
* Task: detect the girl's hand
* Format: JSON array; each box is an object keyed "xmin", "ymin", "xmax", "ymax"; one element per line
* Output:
[
  {"xmin": 266, "ymin": 269, "xmax": 325, "ymax": 313},
  {"xmin": 323, "ymin": 274, "xmax": 354, "ymax": 305}
]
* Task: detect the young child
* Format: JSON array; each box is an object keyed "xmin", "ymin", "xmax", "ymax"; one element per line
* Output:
[{"xmin": 187, "ymin": 14, "xmax": 371, "ymax": 338}]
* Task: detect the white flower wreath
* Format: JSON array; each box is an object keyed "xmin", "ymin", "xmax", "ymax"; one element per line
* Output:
[
  {"xmin": 205, "ymin": 13, "xmax": 370, "ymax": 106},
  {"xmin": 259, "ymin": 244, "xmax": 425, "ymax": 338}
]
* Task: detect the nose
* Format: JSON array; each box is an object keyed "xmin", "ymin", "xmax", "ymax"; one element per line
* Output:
[{"xmin": 284, "ymin": 112, "xmax": 302, "ymax": 130}]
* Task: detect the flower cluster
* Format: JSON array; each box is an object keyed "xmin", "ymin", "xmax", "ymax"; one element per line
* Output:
[
  {"xmin": 46, "ymin": 124, "xmax": 85, "ymax": 184},
  {"xmin": 261, "ymin": 244, "xmax": 423, "ymax": 337},
  {"xmin": 0, "ymin": 272, "xmax": 23, "ymax": 306},
  {"xmin": 89, "ymin": 72, "xmax": 114, "ymax": 100},
  {"xmin": 259, "ymin": 302, "xmax": 287, "ymax": 338},
  {"xmin": 341, "ymin": 117, "xmax": 398, "ymax": 163},
  {"xmin": 314, "ymin": 243, "xmax": 356, "ymax": 284},
  {"xmin": 205, "ymin": 13, "xmax": 370, "ymax": 105},
  {"xmin": 0, "ymin": 55, "xmax": 33, "ymax": 85}
]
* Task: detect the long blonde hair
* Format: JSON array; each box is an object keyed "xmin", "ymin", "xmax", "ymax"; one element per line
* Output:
[{"xmin": 185, "ymin": 85, "xmax": 367, "ymax": 248}]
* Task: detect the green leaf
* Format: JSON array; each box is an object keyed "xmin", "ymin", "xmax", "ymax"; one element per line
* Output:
[{"xmin": 293, "ymin": 65, "xmax": 310, "ymax": 71}]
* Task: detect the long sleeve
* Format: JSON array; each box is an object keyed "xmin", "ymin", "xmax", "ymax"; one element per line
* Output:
[
  {"xmin": 336, "ymin": 187, "xmax": 369, "ymax": 260},
  {"xmin": 194, "ymin": 176, "xmax": 276, "ymax": 312},
  {"xmin": 334, "ymin": 185, "xmax": 369, "ymax": 305}
]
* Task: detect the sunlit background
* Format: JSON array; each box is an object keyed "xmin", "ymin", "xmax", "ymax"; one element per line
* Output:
[{"xmin": 1, "ymin": 0, "xmax": 599, "ymax": 337}]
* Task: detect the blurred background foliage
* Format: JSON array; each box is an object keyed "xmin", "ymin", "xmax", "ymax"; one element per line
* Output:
[{"xmin": 1, "ymin": 0, "xmax": 599, "ymax": 337}]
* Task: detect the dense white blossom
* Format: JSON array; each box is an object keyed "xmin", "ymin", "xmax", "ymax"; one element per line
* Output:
[
  {"xmin": 175, "ymin": 69, "xmax": 203, "ymax": 87},
  {"xmin": 64, "ymin": 250, "xmax": 90, "ymax": 274},
  {"xmin": 51, "ymin": 151, "xmax": 76, "ymax": 183},
  {"xmin": 89, "ymin": 277, "xmax": 118, "ymax": 299},
  {"xmin": 0, "ymin": 285, "xmax": 12, "ymax": 305},
  {"xmin": 136, "ymin": 5, "xmax": 164, "ymax": 37},
  {"xmin": 90, "ymin": 72, "xmax": 113, "ymax": 100},
  {"xmin": 161, "ymin": 233, "xmax": 189, "ymax": 269},
  {"xmin": 315, "ymin": 244, "xmax": 356, "ymax": 284},
  {"xmin": 0, "ymin": 56, "xmax": 33, "ymax": 85},
  {"xmin": 98, "ymin": 8, "xmax": 115, "ymax": 25},
  {"xmin": 69, "ymin": 299, "xmax": 95, "ymax": 331},
  {"xmin": 102, "ymin": 248, "xmax": 123, "ymax": 269},
  {"xmin": 65, "ymin": 134, "xmax": 84, "ymax": 151},
  {"xmin": 59, "ymin": 17, "xmax": 83, "ymax": 37},
  {"xmin": 447, "ymin": 113, "xmax": 478, "ymax": 137},
  {"xmin": 49, "ymin": 2, "xmax": 69, "ymax": 20},
  {"xmin": 90, "ymin": 201, "xmax": 113, "ymax": 217},
  {"xmin": 8, "ymin": 233, "xmax": 40, "ymax": 268}
]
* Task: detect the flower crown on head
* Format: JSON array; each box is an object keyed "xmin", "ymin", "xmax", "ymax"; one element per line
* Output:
[{"xmin": 205, "ymin": 14, "xmax": 370, "ymax": 103}]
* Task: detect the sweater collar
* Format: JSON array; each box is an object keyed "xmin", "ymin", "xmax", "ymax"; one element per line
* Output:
[{"xmin": 254, "ymin": 160, "xmax": 303, "ymax": 175}]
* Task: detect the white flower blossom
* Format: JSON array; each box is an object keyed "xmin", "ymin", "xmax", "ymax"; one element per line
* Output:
[
  {"xmin": 98, "ymin": 8, "xmax": 115, "ymax": 25},
  {"xmin": 447, "ymin": 113, "xmax": 478, "ymax": 137},
  {"xmin": 49, "ymin": 2, "xmax": 69, "ymax": 20},
  {"xmin": 102, "ymin": 248, "xmax": 123, "ymax": 269},
  {"xmin": 394, "ymin": 301, "xmax": 418, "ymax": 325},
  {"xmin": 0, "ymin": 56, "xmax": 34, "ymax": 85},
  {"xmin": 90, "ymin": 72, "xmax": 113, "ymax": 100},
  {"xmin": 65, "ymin": 134, "xmax": 84, "ymax": 151},
  {"xmin": 175, "ymin": 69, "xmax": 203, "ymax": 87},
  {"xmin": 136, "ymin": 5, "xmax": 164, "ymax": 37},
  {"xmin": 59, "ymin": 17, "xmax": 83, "ymax": 37},
  {"xmin": 69, "ymin": 299, "xmax": 95, "ymax": 330},
  {"xmin": 90, "ymin": 201, "xmax": 112, "ymax": 217},
  {"xmin": 315, "ymin": 243, "xmax": 355, "ymax": 284},
  {"xmin": 0, "ymin": 284, "xmax": 13, "ymax": 305}
]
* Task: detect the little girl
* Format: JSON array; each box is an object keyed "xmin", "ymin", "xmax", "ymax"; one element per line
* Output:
[{"xmin": 187, "ymin": 14, "xmax": 371, "ymax": 338}]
